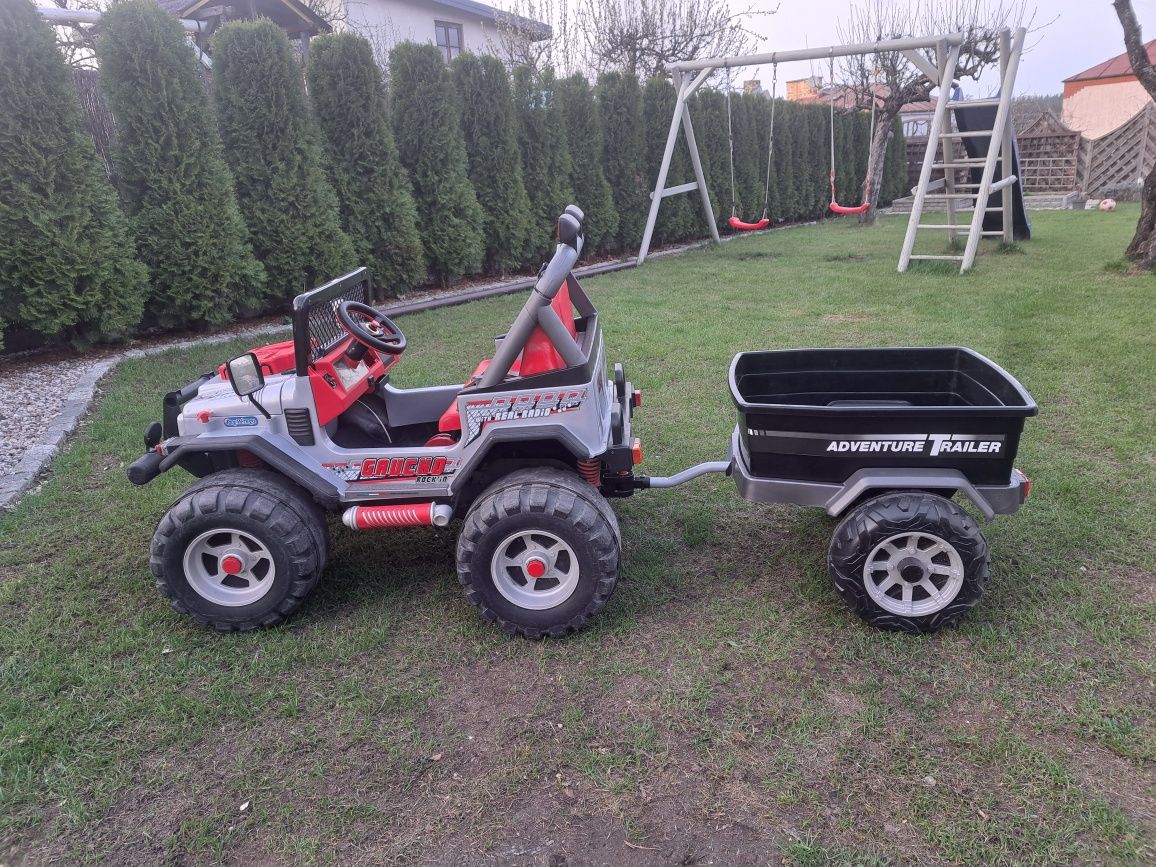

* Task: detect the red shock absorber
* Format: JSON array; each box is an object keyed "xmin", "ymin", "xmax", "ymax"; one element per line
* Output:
[
  {"xmin": 342, "ymin": 503, "xmax": 453, "ymax": 529},
  {"xmin": 577, "ymin": 458, "xmax": 601, "ymax": 487}
]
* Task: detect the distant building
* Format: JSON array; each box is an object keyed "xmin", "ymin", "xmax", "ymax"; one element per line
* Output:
[
  {"xmin": 742, "ymin": 79, "xmax": 764, "ymax": 95},
  {"xmin": 342, "ymin": 0, "xmax": 550, "ymax": 64},
  {"xmin": 1062, "ymin": 40, "xmax": 1154, "ymax": 139},
  {"xmin": 785, "ymin": 76, "xmax": 822, "ymax": 102},
  {"xmin": 787, "ymin": 81, "xmax": 935, "ymax": 136}
]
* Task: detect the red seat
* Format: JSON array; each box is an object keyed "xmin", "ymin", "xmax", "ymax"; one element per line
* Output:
[{"xmin": 436, "ymin": 283, "xmax": 578, "ymax": 436}]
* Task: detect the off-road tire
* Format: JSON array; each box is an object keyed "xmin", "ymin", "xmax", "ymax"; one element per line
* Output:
[
  {"xmin": 828, "ymin": 491, "xmax": 988, "ymax": 634},
  {"xmin": 456, "ymin": 468, "xmax": 621, "ymax": 639},
  {"xmin": 150, "ymin": 470, "xmax": 328, "ymax": 631}
]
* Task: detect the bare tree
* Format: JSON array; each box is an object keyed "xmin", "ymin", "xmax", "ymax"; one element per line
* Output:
[
  {"xmin": 572, "ymin": 0, "xmax": 770, "ymax": 79},
  {"xmin": 1111, "ymin": 0, "xmax": 1156, "ymax": 269},
  {"xmin": 488, "ymin": 0, "xmax": 574, "ymax": 73},
  {"xmin": 837, "ymin": 0, "xmax": 1031, "ymax": 224}
]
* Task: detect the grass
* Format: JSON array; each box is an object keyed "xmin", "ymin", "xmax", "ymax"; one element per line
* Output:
[{"xmin": 1, "ymin": 208, "xmax": 1154, "ymax": 865}]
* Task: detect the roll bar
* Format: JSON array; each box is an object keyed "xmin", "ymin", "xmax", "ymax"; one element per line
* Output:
[{"xmin": 477, "ymin": 208, "xmax": 586, "ymax": 388}]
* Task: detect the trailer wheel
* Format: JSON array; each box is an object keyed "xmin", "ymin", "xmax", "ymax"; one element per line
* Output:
[
  {"xmin": 150, "ymin": 471, "xmax": 327, "ymax": 632},
  {"xmin": 828, "ymin": 491, "xmax": 988, "ymax": 634},
  {"xmin": 456, "ymin": 468, "xmax": 621, "ymax": 639}
]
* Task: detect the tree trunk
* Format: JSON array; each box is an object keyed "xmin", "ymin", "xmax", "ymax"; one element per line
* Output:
[
  {"xmin": 1125, "ymin": 161, "xmax": 1156, "ymax": 267},
  {"xmin": 859, "ymin": 108, "xmax": 898, "ymax": 226},
  {"xmin": 1113, "ymin": 0, "xmax": 1156, "ymax": 267}
]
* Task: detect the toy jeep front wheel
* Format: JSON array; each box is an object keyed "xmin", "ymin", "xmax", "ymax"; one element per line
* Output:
[
  {"xmin": 827, "ymin": 491, "xmax": 989, "ymax": 634},
  {"xmin": 150, "ymin": 469, "xmax": 328, "ymax": 631},
  {"xmin": 456, "ymin": 468, "xmax": 621, "ymax": 639}
]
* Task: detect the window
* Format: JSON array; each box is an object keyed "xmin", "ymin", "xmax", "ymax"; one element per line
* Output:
[{"xmin": 435, "ymin": 21, "xmax": 463, "ymax": 63}]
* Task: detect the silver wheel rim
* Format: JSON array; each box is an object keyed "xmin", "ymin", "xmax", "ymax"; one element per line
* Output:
[
  {"xmin": 182, "ymin": 528, "xmax": 277, "ymax": 607},
  {"xmin": 863, "ymin": 531, "xmax": 965, "ymax": 617},
  {"xmin": 490, "ymin": 530, "xmax": 580, "ymax": 611}
]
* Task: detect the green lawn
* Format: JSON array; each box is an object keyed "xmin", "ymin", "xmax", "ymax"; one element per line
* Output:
[{"xmin": 1, "ymin": 209, "xmax": 1153, "ymax": 865}]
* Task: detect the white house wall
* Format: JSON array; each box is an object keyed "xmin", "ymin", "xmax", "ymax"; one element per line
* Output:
[{"xmin": 342, "ymin": 0, "xmax": 504, "ymax": 63}]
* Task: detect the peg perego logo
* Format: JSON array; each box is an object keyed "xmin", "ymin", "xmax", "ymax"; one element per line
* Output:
[{"xmin": 746, "ymin": 430, "xmax": 1005, "ymax": 457}]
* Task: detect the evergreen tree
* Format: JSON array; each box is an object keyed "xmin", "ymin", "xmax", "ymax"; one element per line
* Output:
[
  {"xmin": 390, "ymin": 41, "xmax": 484, "ymax": 285},
  {"xmin": 690, "ymin": 89, "xmax": 730, "ymax": 232},
  {"xmin": 556, "ymin": 73, "xmax": 618, "ymax": 253},
  {"xmin": 879, "ymin": 118, "xmax": 908, "ymax": 205},
  {"xmin": 643, "ymin": 76, "xmax": 696, "ymax": 244},
  {"xmin": 596, "ymin": 71, "xmax": 647, "ymax": 251},
  {"xmin": 0, "ymin": 0, "xmax": 146, "ymax": 348},
  {"xmin": 306, "ymin": 32, "xmax": 425, "ymax": 296},
  {"xmin": 213, "ymin": 20, "xmax": 355, "ymax": 303},
  {"xmin": 98, "ymin": 0, "xmax": 264, "ymax": 329},
  {"xmin": 513, "ymin": 65, "xmax": 574, "ymax": 263},
  {"xmin": 451, "ymin": 52, "xmax": 531, "ymax": 274},
  {"xmin": 732, "ymin": 93, "xmax": 764, "ymax": 222}
]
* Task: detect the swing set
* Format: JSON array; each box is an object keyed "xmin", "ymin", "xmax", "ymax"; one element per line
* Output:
[
  {"xmin": 637, "ymin": 29, "xmax": 1027, "ymax": 273},
  {"xmin": 724, "ymin": 57, "xmax": 876, "ymax": 230}
]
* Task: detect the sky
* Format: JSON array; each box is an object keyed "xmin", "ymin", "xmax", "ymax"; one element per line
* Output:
[
  {"xmin": 493, "ymin": 0, "xmax": 1154, "ymax": 98},
  {"xmin": 738, "ymin": 0, "xmax": 1140, "ymax": 98}
]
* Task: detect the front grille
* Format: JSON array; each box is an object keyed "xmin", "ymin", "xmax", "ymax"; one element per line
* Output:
[{"xmin": 285, "ymin": 407, "xmax": 315, "ymax": 446}]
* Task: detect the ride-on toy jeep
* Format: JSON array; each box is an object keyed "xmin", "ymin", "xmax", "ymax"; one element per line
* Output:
[{"xmin": 129, "ymin": 205, "xmax": 1037, "ymax": 636}]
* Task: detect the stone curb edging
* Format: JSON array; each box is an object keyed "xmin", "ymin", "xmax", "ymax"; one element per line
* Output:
[{"xmin": 0, "ymin": 224, "xmax": 793, "ymax": 512}]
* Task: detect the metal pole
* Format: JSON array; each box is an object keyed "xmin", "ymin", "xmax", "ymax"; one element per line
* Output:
[
  {"xmin": 667, "ymin": 33, "xmax": 965, "ymax": 73},
  {"xmin": 898, "ymin": 44, "xmax": 961, "ymax": 272}
]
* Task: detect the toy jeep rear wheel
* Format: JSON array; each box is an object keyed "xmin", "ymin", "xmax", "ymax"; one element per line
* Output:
[
  {"xmin": 150, "ymin": 470, "xmax": 328, "ymax": 631},
  {"xmin": 827, "ymin": 491, "xmax": 988, "ymax": 634},
  {"xmin": 456, "ymin": 468, "xmax": 621, "ymax": 639}
]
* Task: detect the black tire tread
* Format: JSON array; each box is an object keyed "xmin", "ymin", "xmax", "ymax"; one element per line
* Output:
[
  {"xmin": 828, "ymin": 491, "xmax": 989, "ymax": 634},
  {"xmin": 150, "ymin": 472, "xmax": 327, "ymax": 632},
  {"xmin": 457, "ymin": 468, "xmax": 620, "ymax": 639}
]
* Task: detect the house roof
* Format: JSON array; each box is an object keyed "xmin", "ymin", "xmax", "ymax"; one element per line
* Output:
[
  {"xmin": 1064, "ymin": 39, "xmax": 1156, "ymax": 83},
  {"xmin": 792, "ymin": 83, "xmax": 935, "ymax": 114},
  {"xmin": 155, "ymin": 0, "xmax": 332, "ymax": 33},
  {"xmin": 440, "ymin": 0, "xmax": 551, "ymax": 40}
]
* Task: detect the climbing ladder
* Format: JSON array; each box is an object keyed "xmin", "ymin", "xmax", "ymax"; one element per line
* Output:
[{"xmin": 899, "ymin": 27, "xmax": 1026, "ymax": 273}]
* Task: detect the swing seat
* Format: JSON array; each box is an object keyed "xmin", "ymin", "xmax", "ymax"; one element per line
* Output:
[
  {"xmin": 828, "ymin": 201, "xmax": 871, "ymax": 216},
  {"xmin": 728, "ymin": 215, "xmax": 771, "ymax": 231}
]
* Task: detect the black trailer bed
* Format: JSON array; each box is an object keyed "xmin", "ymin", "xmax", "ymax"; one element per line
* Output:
[{"xmin": 730, "ymin": 347, "xmax": 1037, "ymax": 486}]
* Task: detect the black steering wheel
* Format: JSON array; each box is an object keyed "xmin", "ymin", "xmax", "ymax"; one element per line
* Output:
[{"xmin": 337, "ymin": 300, "xmax": 407, "ymax": 356}]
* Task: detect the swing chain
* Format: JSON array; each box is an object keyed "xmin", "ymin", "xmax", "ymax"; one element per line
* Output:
[{"xmin": 761, "ymin": 63, "xmax": 778, "ymax": 221}]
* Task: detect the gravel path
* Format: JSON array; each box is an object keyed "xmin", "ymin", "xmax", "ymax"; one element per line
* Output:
[{"xmin": 0, "ymin": 357, "xmax": 114, "ymax": 478}]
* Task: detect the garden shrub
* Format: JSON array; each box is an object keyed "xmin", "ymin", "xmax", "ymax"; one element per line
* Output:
[
  {"xmin": 213, "ymin": 20, "xmax": 355, "ymax": 304},
  {"xmin": 0, "ymin": 0, "xmax": 147, "ymax": 348},
  {"xmin": 307, "ymin": 32, "xmax": 426, "ymax": 296},
  {"xmin": 556, "ymin": 73, "xmax": 618, "ymax": 253},
  {"xmin": 643, "ymin": 76, "xmax": 697, "ymax": 244},
  {"xmin": 513, "ymin": 65, "xmax": 574, "ymax": 263},
  {"xmin": 98, "ymin": 0, "xmax": 264, "ymax": 328},
  {"xmin": 390, "ymin": 41, "xmax": 484, "ymax": 286},
  {"xmin": 596, "ymin": 71, "xmax": 647, "ymax": 251},
  {"xmin": 452, "ymin": 53, "xmax": 531, "ymax": 275}
]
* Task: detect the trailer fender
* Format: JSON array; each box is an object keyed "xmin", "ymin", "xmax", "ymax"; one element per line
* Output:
[
  {"xmin": 159, "ymin": 432, "xmax": 346, "ymax": 509},
  {"xmin": 823, "ymin": 468, "xmax": 1000, "ymax": 519},
  {"xmin": 729, "ymin": 431, "xmax": 1029, "ymax": 520}
]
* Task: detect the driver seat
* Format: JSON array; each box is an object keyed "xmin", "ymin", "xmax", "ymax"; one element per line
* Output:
[{"xmin": 434, "ymin": 280, "xmax": 579, "ymax": 438}]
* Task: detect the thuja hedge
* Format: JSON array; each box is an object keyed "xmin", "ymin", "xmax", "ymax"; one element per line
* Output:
[
  {"xmin": 98, "ymin": 0, "xmax": 265, "ymax": 329},
  {"xmin": 0, "ymin": 23, "xmax": 913, "ymax": 348},
  {"xmin": 0, "ymin": 0, "xmax": 147, "ymax": 349}
]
